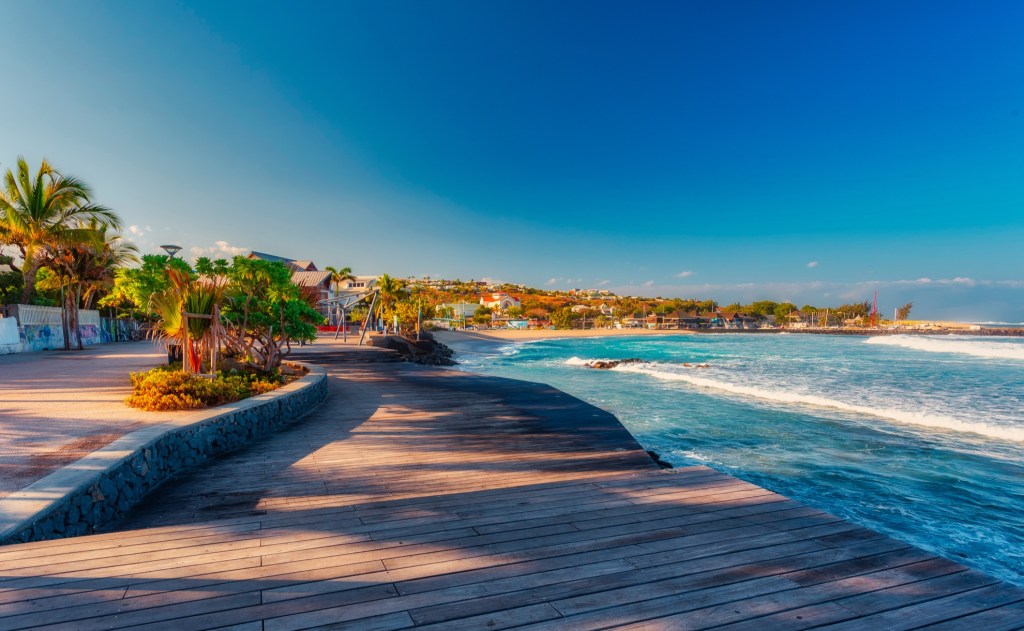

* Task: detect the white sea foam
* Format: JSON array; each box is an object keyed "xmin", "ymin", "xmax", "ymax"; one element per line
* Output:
[
  {"xmin": 564, "ymin": 356, "xmax": 616, "ymax": 366},
  {"xmin": 609, "ymin": 363, "xmax": 1024, "ymax": 443},
  {"xmin": 864, "ymin": 335, "xmax": 1024, "ymax": 361},
  {"xmin": 970, "ymin": 321, "xmax": 1024, "ymax": 326}
]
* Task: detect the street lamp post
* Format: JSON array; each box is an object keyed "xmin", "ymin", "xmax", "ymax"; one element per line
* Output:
[
  {"xmin": 159, "ymin": 244, "xmax": 183, "ymax": 365},
  {"xmin": 160, "ymin": 244, "xmax": 182, "ymax": 259}
]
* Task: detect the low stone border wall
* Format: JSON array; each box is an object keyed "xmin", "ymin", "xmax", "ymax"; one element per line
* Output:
[{"xmin": 0, "ymin": 365, "xmax": 328, "ymax": 545}]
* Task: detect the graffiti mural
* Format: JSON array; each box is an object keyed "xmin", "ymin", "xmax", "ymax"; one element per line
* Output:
[{"xmin": 7, "ymin": 305, "xmax": 105, "ymax": 353}]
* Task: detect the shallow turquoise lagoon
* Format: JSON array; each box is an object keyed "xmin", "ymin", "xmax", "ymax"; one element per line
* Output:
[{"xmin": 454, "ymin": 333, "xmax": 1024, "ymax": 585}]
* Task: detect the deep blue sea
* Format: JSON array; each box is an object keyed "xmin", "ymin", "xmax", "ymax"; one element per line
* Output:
[{"xmin": 453, "ymin": 333, "xmax": 1024, "ymax": 585}]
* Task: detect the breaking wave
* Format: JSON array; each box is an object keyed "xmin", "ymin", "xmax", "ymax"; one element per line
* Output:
[
  {"xmin": 864, "ymin": 335, "xmax": 1024, "ymax": 361},
  {"xmin": 581, "ymin": 361, "xmax": 1024, "ymax": 443}
]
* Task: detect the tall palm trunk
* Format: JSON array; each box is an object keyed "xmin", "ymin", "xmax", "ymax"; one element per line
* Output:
[
  {"xmin": 19, "ymin": 248, "xmax": 42, "ymax": 304},
  {"xmin": 74, "ymin": 284, "xmax": 84, "ymax": 351},
  {"xmin": 61, "ymin": 283, "xmax": 71, "ymax": 351},
  {"xmin": 64, "ymin": 287, "xmax": 76, "ymax": 351}
]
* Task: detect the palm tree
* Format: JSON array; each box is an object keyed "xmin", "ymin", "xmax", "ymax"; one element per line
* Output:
[
  {"xmin": 374, "ymin": 273, "xmax": 406, "ymax": 331},
  {"xmin": 0, "ymin": 157, "xmax": 120, "ymax": 303},
  {"xmin": 73, "ymin": 222, "xmax": 139, "ymax": 310},
  {"xmin": 42, "ymin": 222, "xmax": 139, "ymax": 349},
  {"xmin": 149, "ymin": 267, "xmax": 227, "ymax": 373},
  {"xmin": 324, "ymin": 265, "xmax": 355, "ymax": 293}
]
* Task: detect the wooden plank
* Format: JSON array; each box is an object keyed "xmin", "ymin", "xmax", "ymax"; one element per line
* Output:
[
  {"xmin": 819, "ymin": 576, "xmax": 1024, "ymax": 630},
  {"xmin": 405, "ymin": 537, "xmax": 919, "ymax": 627},
  {"xmin": 413, "ymin": 602, "xmax": 563, "ymax": 630},
  {"xmin": 514, "ymin": 561, "xmax": 950, "ymax": 631},
  {"xmin": 921, "ymin": 599, "xmax": 1024, "ymax": 631}
]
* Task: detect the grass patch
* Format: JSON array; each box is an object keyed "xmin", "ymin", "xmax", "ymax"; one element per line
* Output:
[{"xmin": 125, "ymin": 364, "xmax": 300, "ymax": 411}]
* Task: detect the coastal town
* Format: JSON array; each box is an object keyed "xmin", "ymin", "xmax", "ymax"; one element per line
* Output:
[
  {"xmin": 0, "ymin": 246, "xmax": 987, "ymax": 358},
  {"xmin": 2, "ymin": 2, "xmax": 1023, "ymax": 629},
  {"xmin": 1, "ymin": 236, "xmax": 1009, "ymax": 358}
]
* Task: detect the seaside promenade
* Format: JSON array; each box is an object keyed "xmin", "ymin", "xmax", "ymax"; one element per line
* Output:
[{"xmin": 0, "ymin": 338, "xmax": 1021, "ymax": 629}]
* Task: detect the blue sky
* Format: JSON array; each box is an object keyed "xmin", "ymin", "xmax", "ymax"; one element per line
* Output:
[{"xmin": 2, "ymin": 1, "xmax": 1023, "ymax": 320}]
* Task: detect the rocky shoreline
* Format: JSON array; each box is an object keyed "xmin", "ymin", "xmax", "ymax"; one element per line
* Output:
[{"xmin": 371, "ymin": 333, "xmax": 457, "ymax": 366}]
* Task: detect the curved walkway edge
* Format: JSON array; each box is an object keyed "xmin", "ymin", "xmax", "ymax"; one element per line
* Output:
[{"xmin": 0, "ymin": 365, "xmax": 328, "ymax": 545}]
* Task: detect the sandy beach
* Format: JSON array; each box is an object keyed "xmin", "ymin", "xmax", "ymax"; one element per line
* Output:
[{"xmin": 432, "ymin": 327, "xmax": 690, "ymax": 347}]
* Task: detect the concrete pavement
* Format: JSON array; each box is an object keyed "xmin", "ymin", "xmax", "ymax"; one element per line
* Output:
[{"xmin": 0, "ymin": 342, "xmax": 170, "ymax": 498}]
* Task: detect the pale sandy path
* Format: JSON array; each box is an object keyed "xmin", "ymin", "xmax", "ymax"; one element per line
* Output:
[
  {"xmin": 434, "ymin": 328, "xmax": 691, "ymax": 342},
  {"xmin": 0, "ymin": 342, "xmax": 173, "ymax": 498},
  {"xmin": 431, "ymin": 328, "xmax": 692, "ymax": 354}
]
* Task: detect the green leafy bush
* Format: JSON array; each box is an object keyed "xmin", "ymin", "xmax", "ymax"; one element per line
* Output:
[{"xmin": 125, "ymin": 365, "xmax": 286, "ymax": 411}]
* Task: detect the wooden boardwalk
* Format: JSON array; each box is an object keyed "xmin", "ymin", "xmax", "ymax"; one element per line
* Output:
[{"xmin": 0, "ymin": 343, "xmax": 1021, "ymax": 630}]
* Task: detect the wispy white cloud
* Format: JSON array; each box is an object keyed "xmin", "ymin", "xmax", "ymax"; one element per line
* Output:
[
  {"xmin": 597, "ymin": 279, "xmax": 610, "ymax": 286},
  {"xmin": 127, "ymin": 225, "xmax": 149, "ymax": 236},
  {"xmin": 190, "ymin": 240, "xmax": 249, "ymax": 258},
  {"xmin": 675, "ymin": 270, "xmax": 694, "ymax": 278},
  {"xmin": 545, "ymin": 277, "xmax": 559, "ymax": 286},
  {"xmin": 642, "ymin": 280, "xmax": 655, "ymax": 287},
  {"xmin": 806, "ymin": 261, "xmax": 818, "ymax": 268}
]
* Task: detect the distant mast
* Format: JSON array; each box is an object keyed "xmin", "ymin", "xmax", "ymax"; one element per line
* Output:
[{"xmin": 871, "ymin": 291, "xmax": 878, "ymax": 327}]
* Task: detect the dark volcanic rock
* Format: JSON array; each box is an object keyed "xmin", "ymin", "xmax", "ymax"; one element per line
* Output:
[
  {"xmin": 374, "ymin": 334, "xmax": 457, "ymax": 366},
  {"xmin": 587, "ymin": 358, "xmax": 644, "ymax": 370},
  {"xmin": 646, "ymin": 450, "xmax": 674, "ymax": 469}
]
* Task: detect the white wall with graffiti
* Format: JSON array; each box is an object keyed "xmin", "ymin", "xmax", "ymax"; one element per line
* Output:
[{"xmin": 2, "ymin": 305, "xmax": 104, "ymax": 353}]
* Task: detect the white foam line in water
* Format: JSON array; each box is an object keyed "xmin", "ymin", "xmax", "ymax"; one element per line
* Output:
[
  {"xmin": 864, "ymin": 335, "xmax": 1024, "ymax": 361},
  {"xmin": 610, "ymin": 363, "xmax": 1024, "ymax": 443},
  {"xmin": 564, "ymin": 356, "xmax": 616, "ymax": 366}
]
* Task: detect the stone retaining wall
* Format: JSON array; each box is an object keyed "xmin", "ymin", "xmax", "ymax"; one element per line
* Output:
[{"xmin": 0, "ymin": 366, "xmax": 328, "ymax": 545}]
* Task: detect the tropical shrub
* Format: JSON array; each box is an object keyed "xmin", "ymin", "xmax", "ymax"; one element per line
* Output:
[
  {"xmin": 220, "ymin": 257, "xmax": 321, "ymax": 372},
  {"xmin": 550, "ymin": 306, "xmax": 580, "ymax": 330},
  {"xmin": 148, "ymin": 267, "xmax": 227, "ymax": 373},
  {"xmin": 0, "ymin": 255, "xmax": 23, "ymax": 304},
  {"xmin": 108, "ymin": 255, "xmax": 317, "ymax": 373},
  {"xmin": 100, "ymin": 254, "xmax": 191, "ymax": 313},
  {"xmin": 125, "ymin": 365, "xmax": 286, "ymax": 411}
]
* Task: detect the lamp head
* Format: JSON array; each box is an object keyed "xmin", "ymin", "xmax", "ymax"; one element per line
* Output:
[{"xmin": 160, "ymin": 244, "xmax": 182, "ymax": 258}]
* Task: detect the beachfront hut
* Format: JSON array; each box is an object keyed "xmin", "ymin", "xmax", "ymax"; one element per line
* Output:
[
  {"xmin": 658, "ymin": 312, "xmax": 680, "ymax": 329},
  {"xmin": 786, "ymin": 311, "xmax": 810, "ymax": 328},
  {"xmin": 621, "ymin": 313, "xmax": 645, "ymax": 328},
  {"xmin": 677, "ymin": 311, "xmax": 706, "ymax": 329},
  {"xmin": 720, "ymin": 311, "xmax": 759, "ymax": 329},
  {"xmin": 703, "ymin": 311, "xmax": 725, "ymax": 328}
]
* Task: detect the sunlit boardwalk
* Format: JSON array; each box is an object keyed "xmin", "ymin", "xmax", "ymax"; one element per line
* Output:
[{"xmin": 0, "ymin": 341, "xmax": 1020, "ymax": 630}]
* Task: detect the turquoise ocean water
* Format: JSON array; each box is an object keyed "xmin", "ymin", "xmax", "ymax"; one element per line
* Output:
[{"xmin": 453, "ymin": 333, "xmax": 1024, "ymax": 585}]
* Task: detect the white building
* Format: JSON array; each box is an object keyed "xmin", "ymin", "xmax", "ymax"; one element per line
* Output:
[
  {"xmin": 333, "ymin": 275, "xmax": 377, "ymax": 293},
  {"xmin": 480, "ymin": 292, "xmax": 521, "ymax": 311}
]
